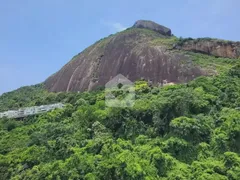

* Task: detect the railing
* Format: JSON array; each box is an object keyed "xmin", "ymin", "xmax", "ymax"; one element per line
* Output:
[{"xmin": 0, "ymin": 103, "xmax": 65, "ymax": 119}]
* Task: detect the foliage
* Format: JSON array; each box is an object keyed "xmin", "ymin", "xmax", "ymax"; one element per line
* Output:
[
  {"xmin": 176, "ymin": 37, "xmax": 236, "ymax": 47},
  {"xmin": 184, "ymin": 51, "xmax": 238, "ymax": 74},
  {"xmin": 150, "ymin": 36, "xmax": 178, "ymax": 48},
  {"xmin": 0, "ymin": 84, "xmax": 47, "ymax": 111},
  {"xmin": 0, "ymin": 65, "xmax": 240, "ymax": 179}
]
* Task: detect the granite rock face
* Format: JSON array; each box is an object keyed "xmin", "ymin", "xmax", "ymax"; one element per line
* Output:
[
  {"xmin": 45, "ymin": 23, "xmax": 204, "ymax": 92},
  {"xmin": 175, "ymin": 39, "xmax": 240, "ymax": 59},
  {"xmin": 133, "ymin": 20, "xmax": 172, "ymax": 36}
]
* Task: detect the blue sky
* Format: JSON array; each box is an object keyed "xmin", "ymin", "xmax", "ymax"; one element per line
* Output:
[{"xmin": 0, "ymin": 0, "xmax": 239, "ymax": 95}]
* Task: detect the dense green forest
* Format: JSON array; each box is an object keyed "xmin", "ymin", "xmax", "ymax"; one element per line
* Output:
[{"xmin": 0, "ymin": 64, "xmax": 240, "ymax": 179}]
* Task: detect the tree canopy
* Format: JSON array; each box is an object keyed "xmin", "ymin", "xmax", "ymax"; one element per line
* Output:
[{"xmin": 0, "ymin": 65, "xmax": 240, "ymax": 179}]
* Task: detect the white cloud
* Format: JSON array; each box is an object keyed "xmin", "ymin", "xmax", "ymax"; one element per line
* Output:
[
  {"xmin": 111, "ymin": 23, "xmax": 127, "ymax": 32},
  {"xmin": 101, "ymin": 21, "xmax": 127, "ymax": 32}
]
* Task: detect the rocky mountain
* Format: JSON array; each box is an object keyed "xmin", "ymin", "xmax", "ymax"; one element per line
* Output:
[
  {"xmin": 45, "ymin": 20, "xmax": 239, "ymax": 92},
  {"xmin": 133, "ymin": 20, "xmax": 172, "ymax": 36},
  {"xmin": 175, "ymin": 38, "xmax": 240, "ymax": 58},
  {"xmin": 1, "ymin": 20, "xmax": 240, "ymax": 180}
]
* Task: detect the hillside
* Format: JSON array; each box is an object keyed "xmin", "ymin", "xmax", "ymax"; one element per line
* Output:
[
  {"xmin": 0, "ymin": 20, "xmax": 240, "ymax": 179},
  {"xmin": 0, "ymin": 65, "xmax": 240, "ymax": 179},
  {"xmin": 45, "ymin": 20, "xmax": 240, "ymax": 93}
]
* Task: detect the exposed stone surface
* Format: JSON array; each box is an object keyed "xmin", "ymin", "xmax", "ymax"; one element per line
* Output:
[
  {"xmin": 133, "ymin": 20, "xmax": 172, "ymax": 36},
  {"xmin": 175, "ymin": 39, "xmax": 240, "ymax": 59},
  {"xmin": 45, "ymin": 27, "xmax": 204, "ymax": 93}
]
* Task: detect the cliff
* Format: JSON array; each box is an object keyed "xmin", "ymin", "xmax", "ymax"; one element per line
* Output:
[
  {"xmin": 45, "ymin": 21, "xmax": 205, "ymax": 92},
  {"xmin": 45, "ymin": 20, "xmax": 239, "ymax": 93}
]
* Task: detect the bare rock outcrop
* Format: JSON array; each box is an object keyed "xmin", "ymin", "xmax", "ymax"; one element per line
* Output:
[
  {"xmin": 45, "ymin": 22, "xmax": 204, "ymax": 92},
  {"xmin": 175, "ymin": 38, "xmax": 240, "ymax": 59},
  {"xmin": 133, "ymin": 20, "xmax": 172, "ymax": 36}
]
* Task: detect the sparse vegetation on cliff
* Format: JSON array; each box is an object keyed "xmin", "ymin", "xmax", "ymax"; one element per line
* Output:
[
  {"xmin": 150, "ymin": 36, "xmax": 178, "ymax": 48},
  {"xmin": 185, "ymin": 51, "xmax": 238, "ymax": 73}
]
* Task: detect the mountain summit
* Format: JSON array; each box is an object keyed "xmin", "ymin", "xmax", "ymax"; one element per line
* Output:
[
  {"xmin": 133, "ymin": 20, "xmax": 172, "ymax": 36},
  {"xmin": 45, "ymin": 20, "xmax": 239, "ymax": 92}
]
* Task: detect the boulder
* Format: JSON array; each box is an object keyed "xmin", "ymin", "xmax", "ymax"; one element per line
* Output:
[{"xmin": 133, "ymin": 20, "xmax": 172, "ymax": 36}]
